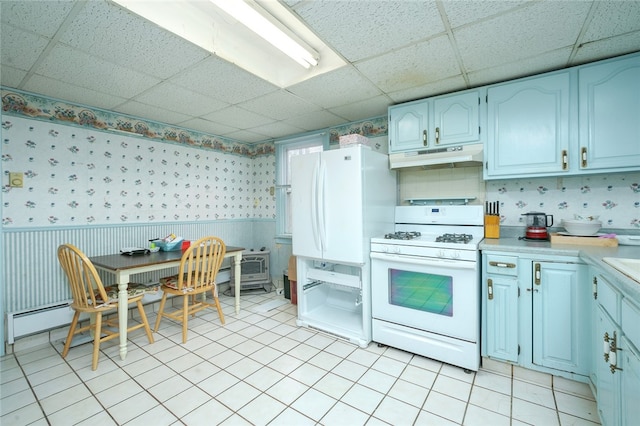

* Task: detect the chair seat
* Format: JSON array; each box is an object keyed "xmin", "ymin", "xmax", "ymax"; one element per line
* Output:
[
  {"xmin": 98, "ymin": 282, "xmax": 159, "ymax": 304},
  {"xmin": 160, "ymin": 274, "xmax": 214, "ymax": 291}
]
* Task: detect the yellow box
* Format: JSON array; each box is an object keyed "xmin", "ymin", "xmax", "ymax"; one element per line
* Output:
[{"xmin": 484, "ymin": 215, "xmax": 500, "ymax": 239}]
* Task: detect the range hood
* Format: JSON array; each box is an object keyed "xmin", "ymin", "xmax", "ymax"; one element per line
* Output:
[{"xmin": 389, "ymin": 143, "xmax": 484, "ymax": 170}]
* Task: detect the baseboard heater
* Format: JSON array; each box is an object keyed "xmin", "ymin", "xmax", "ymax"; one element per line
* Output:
[{"xmin": 6, "ymin": 301, "xmax": 90, "ymax": 344}]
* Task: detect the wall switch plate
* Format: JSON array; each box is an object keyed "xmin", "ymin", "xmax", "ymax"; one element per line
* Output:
[{"xmin": 9, "ymin": 172, "xmax": 23, "ymax": 188}]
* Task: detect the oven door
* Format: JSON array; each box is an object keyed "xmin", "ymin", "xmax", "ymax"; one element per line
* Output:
[{"xmin": 371, "ymin": 251, "xmax": 479, "ymax": 342}]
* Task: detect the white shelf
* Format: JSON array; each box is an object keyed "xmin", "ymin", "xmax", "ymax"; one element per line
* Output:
[
  {"xmin": 299, "ymin": 303, "xmax": 364, "ymax": 344},
  {"xmin": 306, "ymin": 269, "xmax": 361, "ymax": 289}
]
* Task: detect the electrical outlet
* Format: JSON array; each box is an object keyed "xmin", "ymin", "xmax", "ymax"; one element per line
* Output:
[{"xmin": 9, "ymin": 172, "xmax": 23, "ymax": 188}]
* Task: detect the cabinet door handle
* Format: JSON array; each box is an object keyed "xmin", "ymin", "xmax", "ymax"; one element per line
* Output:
[
  {"xmin": 489, "ymin": 261, "xmax": 516, "ymax": 268},
  {"xmin": 581, "ymin": 147, "xmax": 588, "ymax": 168},
  {"xmin": 487, "ymin": 278, "xmax": 493, "ymax": 300},
  {"xmin": 435, "ymin": 127, "xmax": 440, "ymax": 145},
  {"xmin": 423, "ymin": 130, "xmax": 428, "ymax": 147},
  {"xmin": 561, "ymin": 150, "xmax": 568, "ymax": 170},
  {"xmin": 534, "ymin": 263, "xmax": 541, "ymax": 285},
  {"xmin": 593, "ymin": 276, "xmax": 598, "ymax": 300},
  {"xmin": 609, "ymin": 331, "xmax": 623, "ymax": 374}
]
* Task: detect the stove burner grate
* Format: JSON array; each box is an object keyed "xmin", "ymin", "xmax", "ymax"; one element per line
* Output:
[
  {"xmin": 385, "ymin": 231, "xmax": 421, "ymax": 240},
  {"xmin": 435, "ymin": 233, "xmax": 474, "ymax": 244}
]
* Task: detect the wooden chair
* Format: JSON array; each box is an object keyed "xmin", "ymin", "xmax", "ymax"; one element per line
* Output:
[
  {"xmin": 154, "ymin": 236, "xmax": 226, "ymax": 343},
  {"xmin": 57, "ymin": 244, "xmax": 155, "ymax": 370}
]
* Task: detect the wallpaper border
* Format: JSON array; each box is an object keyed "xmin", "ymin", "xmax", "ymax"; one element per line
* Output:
[{"xmin": 2, "ymin": 87, "xmax": 389, "ymax": 157}]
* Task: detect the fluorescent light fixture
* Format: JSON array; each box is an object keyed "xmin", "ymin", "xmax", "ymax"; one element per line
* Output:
[
  {"xmin": 210, "ymin": 0, "xmax": 318, "ymax": 69},
  {"xmin": 110, "ymin": 0, "xmax": 345, "ymax": 87}
]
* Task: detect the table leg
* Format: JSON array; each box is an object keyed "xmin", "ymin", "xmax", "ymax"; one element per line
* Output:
[
  {"xmin": 234, "ymin": 252, "xmax": 242, "ymax": 314},
  {"xmin": 117, "ymin": 273, "xmax": 130, "ymax": 361}
]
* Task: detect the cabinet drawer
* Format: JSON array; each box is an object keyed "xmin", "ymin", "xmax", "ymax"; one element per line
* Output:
[
  {"xmin": 486, "ymin": 255, "xmax": 518, "ymax": 276},
  {"xmin": 622, "ymin": 298, "xmax": 640, "ymax": 350},
  {"xmin": 597, "ymin": 274, "xmax": 620, "ymax": 322}
]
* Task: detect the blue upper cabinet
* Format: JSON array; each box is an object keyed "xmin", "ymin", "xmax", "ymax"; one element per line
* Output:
[
  {"xmin": 486, "ymin": 72, "xmax": 571, "ymax": 178},
  {"xmin": 484, "ymin": 52, "xmax": 640, "ymax": 180},
  {"xmin": 579, "ymin": 54, "xmax": 640, "ymax": 171},
  {"xmin": 389, "ymin": 89, "xmax": 482, "ymax": 153},
  {"xmin": 433, "ymin": 90, "xmax": 481, "ymax": 147},
  {"xmin": 388, "ymin": 100, "xmax": 430, "ymax": 153}
]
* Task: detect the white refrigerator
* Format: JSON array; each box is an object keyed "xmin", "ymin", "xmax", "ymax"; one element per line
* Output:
[{"xmin": 291, "ymin": 145, "xmax": 396, "ymax": 347}]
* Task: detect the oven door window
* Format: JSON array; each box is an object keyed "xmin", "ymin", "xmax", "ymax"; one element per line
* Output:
[{"xmin": 389, "ymin": 268, "xmax": 453, "ymax": 316}]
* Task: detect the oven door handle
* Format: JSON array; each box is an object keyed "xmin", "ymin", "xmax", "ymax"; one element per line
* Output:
[{"xmin": 371, "ymin": 252, "xmax": 477, "ymax": 270}]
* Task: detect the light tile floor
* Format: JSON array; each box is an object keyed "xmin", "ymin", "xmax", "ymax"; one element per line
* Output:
[{"xmin": 1, "ymin": 290, "xmax": 600, "ymax": 425}]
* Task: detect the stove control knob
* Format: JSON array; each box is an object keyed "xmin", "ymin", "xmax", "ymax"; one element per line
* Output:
[
  {"xmin": 438, "ymin": 249, "xmax": 446, "ymax": 258},
  {"xmin": 380, "ymin": 245, "xmax": 389, "ymax": 253},
  {"xmin": 450, "ymin": 251, "xmax": 460, "ymax": 259},
  {"xmin": 392, "ymin": 246, "xmax": 401, "ymax": 254}
]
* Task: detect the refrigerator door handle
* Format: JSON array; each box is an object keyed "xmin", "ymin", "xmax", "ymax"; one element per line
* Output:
[
  {"xmin": 310, "ymin": 162, "xmax": 321, "ymax": 251},
  {"xmin": 318, "ymin": 161, "xmax": 327, "ymax": 251}
]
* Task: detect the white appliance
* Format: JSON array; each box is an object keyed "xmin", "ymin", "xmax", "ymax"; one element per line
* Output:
[
  {"xmin": 291, "ymin": 145, "xmax": 396, "ymax": 347},
  {"xmin": 370, "ymin": 205, "xmax": 484, "ymax": 371}
]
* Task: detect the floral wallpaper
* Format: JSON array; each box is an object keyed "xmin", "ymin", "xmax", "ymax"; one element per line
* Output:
[
  {"xmin": 486, "ymin": 173, "xmax": 640, "ymax": 229},
  {"xmin": 1, "ymin": 116, "xmax": 275, "ymax": 227}
]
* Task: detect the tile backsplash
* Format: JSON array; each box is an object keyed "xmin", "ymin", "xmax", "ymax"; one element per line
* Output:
[
  {"xmin": 487, "ymin": 174, "xmax": 640, "ymax": 229},
  {"xmin": 400, "ymin": 166, "xmax": 640, "ymax": 231}
]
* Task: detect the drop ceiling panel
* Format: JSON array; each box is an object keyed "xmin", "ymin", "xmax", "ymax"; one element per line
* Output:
[
  {"xmin": 355, "ymin": 35, "xmax": 460, "ymax": 94},
  {"xmin": 0, "ymin": 65, "xmax": 27, "ymax": 88},
  {"xmin": 293, "ymin": 1, "xmax": 445, "ymax": 62},
  {"xmin": 239, "ymin": 90, "xmax": 322, "ymax": 121},
  {"xmin": 179, "ymin": 118, "xmax": 241, "ymax": 138},
  {"xmin": 455, "ymin": 2, "xmax": 591, "ymax": 72},
  {"xmin": 0, "ymin": 25, "xmax": 49, "ymax": 71},
  {"xmin": 33, "ymin": 44, "xmax": 160, "ymax": 98},
  {"xmin": 224, "ymin": 129, "xmax": 271, "ymax": 144},
  {"xmin": 441, "ymin": 1, "xmax": 530, "ymax": 29},
  {"xmin": 467, "ymin": 48, "xmax": 574, "ymax": 87},
  {"xmin": 60, "ymin": 1, "xmax": 210, "ymax": 80},
  {"xmin": 287, "ymin": 66, "xmax": 382, "ymax": 109},
  {"xmin": 202, "ymin": 106, "xmax": 274, "ymax": 130},
  {"xmin": 23, "ymin": 75, "xmax": 127, "ymax": 110},
  {"xmin": 134, "ymin": 83, "xmax": 229, "ymax": 118},
  {"xmin": 283, "ymin": 110, "xmax": 347, "ymax": 132},
  {"xmin": 170, "ymin": 57, "xmax": 278, "ymax": 105},
  {"xmin": 249, "ymin": 121, "xmax": 306, "ymax": 139},
  {"xmin": 0, "ymin": 0, "xmax": 76, "ymax": 37},
  {"xmin": 113, "ymin": 101, "xmax": 191, "ymax": 126},
  {"xmin": 572, "ymin": 32, "xmax": 640, "ymax": 65},
  {"xmin": 388, "ymin": 75, "xmax": 467, "ymax": 104},
  {"xmin": 328, "ymin": 95, "xmax": 392, "ymax": 122},
  {"xmin": 581, "ymin": 1, "xmax": 640, "ymax": 42}
]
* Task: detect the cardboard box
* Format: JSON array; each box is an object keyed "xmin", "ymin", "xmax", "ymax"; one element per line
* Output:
[{"xmin": 339, "ymin": 134, "xmax": 370, "ymax": 148}]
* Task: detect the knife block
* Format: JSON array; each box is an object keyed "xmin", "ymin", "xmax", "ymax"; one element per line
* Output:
[{"xmin": 484, "ymin": 215, "xmax": 500, "ymax": 239}]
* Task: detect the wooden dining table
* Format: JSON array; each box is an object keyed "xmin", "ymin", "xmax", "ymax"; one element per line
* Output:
[{"xmin": 90, "ymin": 246, "xmax": 244, "ymax": 361}]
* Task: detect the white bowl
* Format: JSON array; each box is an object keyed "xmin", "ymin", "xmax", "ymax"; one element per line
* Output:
[{"xmin": 562, "ymin": 219, "xmax": 602, "ymax": 236}]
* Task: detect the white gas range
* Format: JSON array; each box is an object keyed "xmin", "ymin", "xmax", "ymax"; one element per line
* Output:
[{"xmin": 370, "ymin": 205, "xmax": 484, "ymax": 372}]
